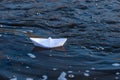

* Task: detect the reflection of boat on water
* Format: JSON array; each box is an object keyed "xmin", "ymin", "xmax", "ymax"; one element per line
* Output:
[
  {"xmin": 32, "ymin": 46, "xmax": 50, "ymax": 52},
  {"xmin": 32, "ymin": 46, "xmax": 66, "ymax": 52},
  {"xmin": 32, "ymin": 46, "xmax": 67, "ymax": 58},
  {"xmin": 30, "ymin": 37, "xmax": 67, "ymax": 48}
]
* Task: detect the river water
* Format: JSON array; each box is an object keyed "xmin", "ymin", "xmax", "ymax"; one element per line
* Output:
[{"xmin": 0, "ymin": 0, "xmax": 120, "ymax": 80}]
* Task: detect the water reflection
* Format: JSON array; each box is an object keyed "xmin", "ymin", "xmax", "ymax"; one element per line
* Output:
[{"xmin": 32, "ymin": 46, "xmax": 66, "ymax": 52}]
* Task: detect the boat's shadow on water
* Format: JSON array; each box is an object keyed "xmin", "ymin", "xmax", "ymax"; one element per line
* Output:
[
  {"xmin": 32, "ymin": 46, "xmax": 69, "ymax": 58},
  {"xmin": 32, "ymin": 46, "xmax": 66, "ymax": 52}
]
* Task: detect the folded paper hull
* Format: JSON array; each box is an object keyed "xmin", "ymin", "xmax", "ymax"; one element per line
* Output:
[{"xmin": 30, "ymin": 37, "xmax": 67, "ymax": 48}]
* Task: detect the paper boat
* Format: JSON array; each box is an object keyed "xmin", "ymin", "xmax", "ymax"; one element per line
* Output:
[{"xmin": 30, "ymin": 37, "xmax": 67, "ymax": 48}]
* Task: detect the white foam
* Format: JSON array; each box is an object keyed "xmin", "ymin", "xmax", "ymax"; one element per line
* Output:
[
  {"xmin": 42, "ymin": 75, "xmax": 48, "ymax": 80},
  {"xmin": 91, "ymin": 67, "xmax": 95, "ymax": 70},
  {"xmin": 84, "ymin": 73, "xmax": 90, "ymax": 77},
  {"xmin": 26, "ymin": 78, "xmax": 33, "ymax": 80},
  {"xmin": 116, "ymin": 72, "xmax": 120, "ymax": 75},
  {"xmin": 85, "ymin": 70, "xmax": 90, "ymax": 73},
  {"xmin": 10, "ymin": 77, "xmax": 17, "ymax": 80},
  {"xmin": 0, "ymin": 25, "xmax": 3, "ymax": 27},
  {"xmin": 58, "ymin": 72, "xmax": 67, "ymax": 80},
  {"xmin": 112, "ymin": 63, "xmax": 120, "ymax": 67},
  {"xmin": 67, "ymin": 71, "xmax": 73, "ymax": 73},
  {"xmin": 0, "ymin": 34, "xmax": 2, "ymax": 37},
  {"xmin": 27, "ymin": 53, "xmax": 36, "ymax": 58},
  {"xmin": 26, "ymin": 66, "xmax": 30, "ymax": 69},
  {"xmin": 52, "ymin": 68, "xmax": 58, "ymax": 71},
  {"xmin": 68, "ymin": 74, "xmax": 75, "ymax": 78},
  {"xmin": 115, "ymin": 76, "xmax": 119, "ymax": 79}
]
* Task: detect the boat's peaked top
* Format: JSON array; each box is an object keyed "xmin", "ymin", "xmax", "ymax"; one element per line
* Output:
[{"xmin": 30, "ymin": 37, "xmax": 67, "ymax": 48}]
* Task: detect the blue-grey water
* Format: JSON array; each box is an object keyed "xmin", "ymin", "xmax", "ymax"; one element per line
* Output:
[{"xmin": 0, "ymin": 0, "xmax": 120, "ymax": 80}]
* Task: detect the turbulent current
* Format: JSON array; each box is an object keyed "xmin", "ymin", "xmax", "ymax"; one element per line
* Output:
[{"xmin": 0, "ymin": 0, "xmax": 120, "ymax": 80}]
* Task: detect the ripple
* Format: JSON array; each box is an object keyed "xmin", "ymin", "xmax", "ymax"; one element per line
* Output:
[{"xmin": 0, "ymin": 0, "xmax": 120, "ymax": 80}]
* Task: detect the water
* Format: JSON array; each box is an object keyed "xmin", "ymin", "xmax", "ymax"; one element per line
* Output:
[{"xmin": 0, "ymin": 0, "xmax": 120, "ymax": 80}]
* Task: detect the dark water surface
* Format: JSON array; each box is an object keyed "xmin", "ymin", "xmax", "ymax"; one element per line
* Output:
[{"xmin": 0, "ymin": 0, "xmax": 120, "ymax": 80}]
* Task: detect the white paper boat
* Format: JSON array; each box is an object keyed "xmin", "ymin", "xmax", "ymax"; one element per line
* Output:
[{"xmin": 30, "ymin": 37, "xmax": 67, "ymax": 48}]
